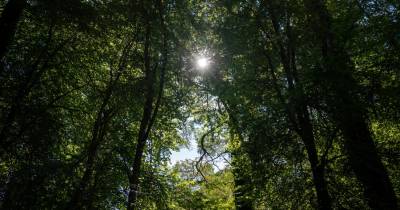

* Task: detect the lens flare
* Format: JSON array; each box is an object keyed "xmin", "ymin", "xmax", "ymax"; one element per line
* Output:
[{"xmin": 197, "ymin": 57, "xmax": 209, "ymax": 69}]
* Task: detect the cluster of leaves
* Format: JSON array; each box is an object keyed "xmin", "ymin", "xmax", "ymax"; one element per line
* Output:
[
  {"xmin": 168, "ymin": 160, "xmax": 234, "ymax": 210},
  {"xmin": 0, "ymin": 0, "xmax": 399, "ymax": 209},
  {"xmin": 0, "ymin": 0, "xmax": 202, "ymax": 209},
  {"xmin": 197, "ymin": 0, "xmax": 399, "ymax": 209}
]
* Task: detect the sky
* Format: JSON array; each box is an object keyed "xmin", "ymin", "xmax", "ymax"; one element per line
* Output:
[
  {"xmin": 170, "ymin": 140, "xmax": 198, "ymax": 165},
  {"xmin": 169, "ymin": 136, "xmax": 229, "ymax": 171}
]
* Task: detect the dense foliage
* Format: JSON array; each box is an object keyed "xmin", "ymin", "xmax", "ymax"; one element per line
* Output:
[{"xmin": 0, "ymin": 0, "xmax": 399, "ymax": 209}]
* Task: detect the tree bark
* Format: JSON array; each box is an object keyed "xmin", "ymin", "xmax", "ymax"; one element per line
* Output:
[
  {"xmin": 304, "ymin": 0, "xmax": 398, "ymax": 209},
  {"xmin": 269, "ymin": 57, "xmax": 332, "ymax": 210},
  {"xmin": 0, "ymin": 0, "xmax": 27, "ymax": 61},
  {"xmin": 127, "ymin": 2, "xmax": 167, "ymax": 208},
  {"xmin": 64, "ymin": 43, "xmax": 133, "ymax": 208},
  {"xmin": 261, "ymin": 2, "xmax": 333, "ymax": 208},
  {"xmin": 296, "ymin": 104, "xmax": 332, "ymax": 210},
  {"xmin": 65, "ymin": 94, "xmax": 113, "ymax": 210},
  {"xmin": 226, "ymin": 106, "xmax": 254, "ymax": 210},
  {"xmin": 127, "ymin": 23, "xmax": 154, "ymax": 210}
]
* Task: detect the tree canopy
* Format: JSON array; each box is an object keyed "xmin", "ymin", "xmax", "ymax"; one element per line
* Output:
[{"xmin": 0, "ymin": 0, "xmax": 399, "ymax": 209}]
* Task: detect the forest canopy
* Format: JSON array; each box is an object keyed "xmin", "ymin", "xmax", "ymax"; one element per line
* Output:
[{"xmin": 0, "ymin": 0, "xmax": 399, "ymax": 209}]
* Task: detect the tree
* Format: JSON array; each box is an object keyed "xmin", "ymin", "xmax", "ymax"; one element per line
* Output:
[
  {"xmin": 303, "ymin": 0, "xmax": 398, "ymax": 209},
  {"xmin": 0, "ymin": 0, "xmax": 26, "ymax": 61},
  {"xmin": 0, "ymin": 0, "xmax": 399, "ymax": 209}
]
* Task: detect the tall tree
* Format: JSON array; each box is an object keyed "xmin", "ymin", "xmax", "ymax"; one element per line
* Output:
[
  {"xmin": 127, "ymin": 1, "xmax": 168, "ymax": 209},
  {"xmin": 0, "ymin": 0, "xmax": 26, "ymax": 61},
  {"xmin": 260, "ymin": 1, "xmax": 332, "ymax": 208},
  {"xmin": 303, "ymin": 0, "xmax": 398, "ymax": 209}
]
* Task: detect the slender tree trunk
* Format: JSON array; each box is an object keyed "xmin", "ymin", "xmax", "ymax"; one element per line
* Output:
[
  {"xmin": 225, "ymin": 106, "xmax": 254, "ymax": 210},
  {"xmin": 65, "ymin": 103, "xmax": 111, "ymax": 210},
  {"xmin": 127, "ymin": 2, "xmax": 167, "ymax": 207},
  {"xmin": 127, "ymin": 23, "xmax": 154, "ymax": 210},
  {"xmin": 261, "ymin": 3, "xmax": 333, "ymax": 208},
  {"xmin": 304, "ymin": 0, "xmax": 398, "ymax": 209},
  {"xmin": 233, "ymin": 173, "xmax": 254, "ymax": 210},
  {"xmin": 296, "ymin": 104, "xmax": 332, "ymax": 210},
  {"xmin": 65, "ymin": 34, "xmax": 134, "ymax": 209},
  {"xmin": 65, "ymin": 123, "xmax": 106, "ymax": 210},
  {"xmin": 86, "ymin": 166, "xmax": 101, "ymax": 210},
  {"xmin": 0, "ymin": 0, "xmax": 27, "ymax": 61},
  {"xmin": 272, "ymin": 62, "xmax": 332, "ymax": 210},
  {"xmin": 65, "ymin": 74, "xmax": 119, "ymax": 209}
]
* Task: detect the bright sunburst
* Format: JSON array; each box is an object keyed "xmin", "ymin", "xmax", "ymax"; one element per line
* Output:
[{"xmin": 197, "ymin": 57, "xmax": 209, "ymax": 69}]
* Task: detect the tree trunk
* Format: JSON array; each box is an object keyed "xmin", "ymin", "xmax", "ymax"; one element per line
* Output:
[
  {"xmin": 0, "ymin": 0, "xmax": 27, "ymax": 61},
  {"xmin": 275, "ymin": 65, "xmax": 332, "ymax": 210},
  {"xmin": 233, "ymin": 175, "xmax": 254, "ymax": 210},
  {"xmin": 221, "ymin": 101, "xmax": 254, "ymax": 210},
  {"xmin": 65, "ymin": 103, "xmax": 111, "ymax": 210},
  {"xmin": 261, "ymin": 2, "xmax": 333, "ymax": 208},
  {"xmin": 296, "ymin": 104, "xmax": 332, "ymax": 210},
  {"xmin": 127, "ymin": 23, "xmax": 154, "ymax": 210},
  {"xmin": 65, "ymin": 71, "xmax": 118, "ymax": 210},
  {"xmin": 304, "ymin": 0, "xmax": 398, "ymax": 209},
  {"xmin": 127, "ymin": 3, "xmax": 167, "ymax": 208}
]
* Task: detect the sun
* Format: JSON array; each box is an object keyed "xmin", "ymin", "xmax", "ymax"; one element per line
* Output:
[{"xmin": 197, "ymin": 57, "xmax": 209, "ymax": 69}]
